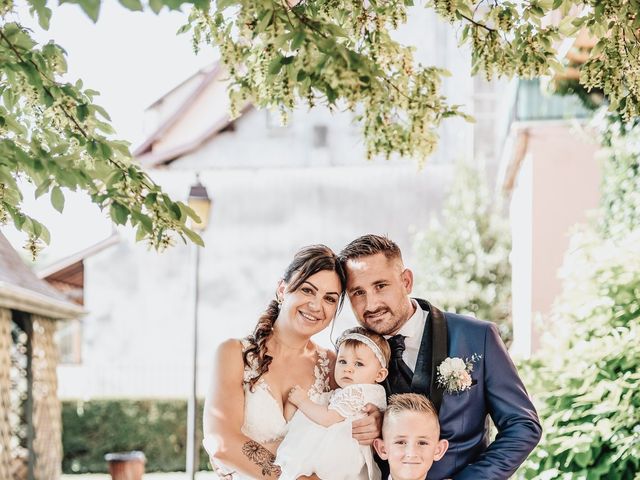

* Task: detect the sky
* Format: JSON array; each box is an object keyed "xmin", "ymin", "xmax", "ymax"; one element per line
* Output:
[{"xmin": 4, "ymin": 1, "xmax": 216, "ymax": 262}]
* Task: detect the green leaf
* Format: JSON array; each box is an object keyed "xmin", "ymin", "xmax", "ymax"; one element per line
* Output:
[
  {"xmin": 268, "ymin": 56, "xmax": 284, "ymax": 75},
  {"xmin": 131, "ymin": 210, "xmax": 153, "ymax": 231},
  {"xmin": 27, "ymin": 218, "xmax": 51, "ymax": 244},
  {"xmin": 110, "ymin": 202, "xmax": 129, "ymax": 225},
  {"xmin": 183, "ymin": 227, "xmax": 205, "ymax": 247},
  {"xmin": 149, "ymin": 0, "xmax": 163, "ymax": 13},
  {"xmin": 91, "ymin": 104, "xmax": 111, "ymax": 121},
  {"xmin": 177, "ymin": 23, "xmax": 192, "ymax": 35},
  {"xmin": 291, "ymin": 31, "xmax": 305, "ymax": 50},
  {"xmin": 77, "ymin": 104, "xmax": 89, "ymax": 122},
  {"xmin": 60, "ymin": 0, "xmax": 102, "ymax": 22},
  {"xmin": 3, "ymin": 90, "xmax": 16, "ymax": 110},
  {"xmin": 135, "ymin": 225, "xmax": 146, "ymax": 242},
  {"xmin": 118, "ymin": 0, "xmax": 143, "ymax": 11},
  {"xmin": 50, "ymin": 186, "xmax": 65, "ymax": 213},
  {"xmin": 27, "ymin": 0, "xmax": 52, "ymax": 30},
  {"xmin": 99, "ymin": 142, "xmax": 113, "ymax": 159},
  {"xmin": 256, "ymin": 10, "xmax": 273, "ymax": 32},
  {"xmin": 34, "ymin": 178, "xmax": 52, "ymax": 199}
]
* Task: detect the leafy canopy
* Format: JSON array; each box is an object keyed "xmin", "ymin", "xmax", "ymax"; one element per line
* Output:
[
  {"xmin": 2, "ymin": 0, "xmax": 639, "ymax": 254},
  {"xmin": 0, "ymin": 0, "xmax": 205, "ymax": 258}
]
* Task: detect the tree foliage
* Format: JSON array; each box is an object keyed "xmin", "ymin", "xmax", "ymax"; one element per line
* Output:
[
  {"xmin": 2, "ymin": 0, "xmax": 640, "ymax": 252},
  {"xmin": 518, "ymin": 113, "xmax": 640, "ymax": 479},
  {"xmin": 184, "ymin": 0, "xmax": 640, "ymax": 160},
  {"xmin": 413, "ymin": 161, "xmax": 512, "ymax": 343},
  {"xmin": 0, "ymin": 0, "xmax": 205, "ymax": 257}
]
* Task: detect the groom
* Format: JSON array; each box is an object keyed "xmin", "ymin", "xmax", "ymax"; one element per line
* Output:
[{"xmin": 341, "ymin": 234, "xmax": 541, "ymax": 479}]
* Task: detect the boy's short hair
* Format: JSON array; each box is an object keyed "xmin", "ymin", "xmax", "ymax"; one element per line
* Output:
[
  {"xmin": 383, "ymin": 393, "xmax": 440, "ymax": 435},
  {"xmin": 337, "ymin": 326, "xmax": 391, "ymax": 366}
]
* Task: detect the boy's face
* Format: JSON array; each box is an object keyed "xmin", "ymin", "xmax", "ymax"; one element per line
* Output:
[{"xmin": 374, "ymin": 411, "xmax": 448, "ymax": 480}]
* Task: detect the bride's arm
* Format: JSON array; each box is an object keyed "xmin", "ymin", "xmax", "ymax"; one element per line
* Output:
[{"xmin": 203, "ymin": 339, "xmax": 281, "ymax": 479}]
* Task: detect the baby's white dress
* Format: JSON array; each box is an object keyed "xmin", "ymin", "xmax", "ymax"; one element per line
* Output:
[
  {"xmin": 276, "ymin": 383, "xmax": 387, "ymax": 480},
  {"xmin": 202, "ymin": 338, "xmax": 332, "ymax": 479}
]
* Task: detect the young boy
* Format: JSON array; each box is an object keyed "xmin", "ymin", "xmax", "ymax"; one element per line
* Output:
[{"xmin": 373, "ymin": 394, "xmax": 449, "ymax": 480}]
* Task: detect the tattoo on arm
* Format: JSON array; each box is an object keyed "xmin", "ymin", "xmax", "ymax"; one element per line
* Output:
[{"xmin": 241, "ymin": 440, "xmax": 281, "ymax": 477}]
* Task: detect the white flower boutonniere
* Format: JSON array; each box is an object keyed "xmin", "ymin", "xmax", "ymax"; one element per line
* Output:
[{"xmin": 437, "ymin": 354, "xmax": 482, "ymax": 394}]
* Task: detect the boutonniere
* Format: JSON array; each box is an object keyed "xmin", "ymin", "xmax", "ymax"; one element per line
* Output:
[{"xmin": 436, "ymin": 354, "xmax": 482, "ymax": 394}]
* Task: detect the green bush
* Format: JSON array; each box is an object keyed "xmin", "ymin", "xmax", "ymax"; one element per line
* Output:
[
  {"xmin": 413, "ymin": 160, "xmax": 512, "ymax": 343},
  {"xmin": 597, "ymin": 114, "xmax": 640, "ymax": 237},
  {"xmin": 518, "ymin": 229, "xmax": 640, "ymax": 479},
  {"xmin": 518, "ymin": 113, "xmax": 640, "ymax": 479},
  {"xmin": 61, "ymin": 399, "xmax": 211, "ymax": 473}
]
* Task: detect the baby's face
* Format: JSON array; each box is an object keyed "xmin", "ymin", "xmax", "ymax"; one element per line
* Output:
[
  {"xmin": 335, "ymin": 343, "xmax": 386, "ymax": 387},
  {"xmin": 375, "ymin": 411, "xmax": 448, "ymax": 480}
]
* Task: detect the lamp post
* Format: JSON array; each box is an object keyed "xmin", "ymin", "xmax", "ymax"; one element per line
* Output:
[{"xmin": 186, "ymin": 176, "xmax": 211, "ymax": 480}]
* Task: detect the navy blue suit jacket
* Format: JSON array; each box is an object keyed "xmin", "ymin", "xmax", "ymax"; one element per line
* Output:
[{"xmin": 382, "ymin": 299, "xmax": 542, "ymax": 480}]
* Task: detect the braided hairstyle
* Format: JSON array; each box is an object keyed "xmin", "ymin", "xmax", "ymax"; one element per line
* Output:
[{"xmin": 243, "ymin": 245, "xmax": 346, "ymax": 391}]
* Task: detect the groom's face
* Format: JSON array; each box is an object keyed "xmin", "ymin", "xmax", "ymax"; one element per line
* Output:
[{"xmin": 345, "ymin": 253, "xmax": 414, "ymax": 336}]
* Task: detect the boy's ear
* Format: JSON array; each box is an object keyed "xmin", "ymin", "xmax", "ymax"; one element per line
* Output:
[
  {"xmin": 373, "ymin": 438, "xmax": 388, "ymax": 460},
  {"xmin": 376, "ymin": 367, "xmax": 389, "ymax": 383},
  {"xmin": 434, "ymin": 439, "xmax": 449, "ymax": 461}
]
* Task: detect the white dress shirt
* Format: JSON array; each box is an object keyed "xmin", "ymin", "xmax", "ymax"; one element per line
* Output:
[{"xmin": 390, "ymin": 299, "xmax": 428, "ymax": 372}]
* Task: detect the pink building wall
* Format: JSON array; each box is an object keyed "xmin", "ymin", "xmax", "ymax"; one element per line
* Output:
[{"xmin": 507, "ymin": 122, "xmax": 601, "ymax": 356}]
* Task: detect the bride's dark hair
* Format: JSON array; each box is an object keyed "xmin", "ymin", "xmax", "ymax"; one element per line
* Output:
[{"xmin": 243, "ymin": 244, "xmax": 346, "ymax": 391}]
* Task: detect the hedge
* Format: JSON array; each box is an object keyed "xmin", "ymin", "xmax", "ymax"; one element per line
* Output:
[{"xmin": 62, "ymin": 399, "xmax": 211, "ymax": 473}]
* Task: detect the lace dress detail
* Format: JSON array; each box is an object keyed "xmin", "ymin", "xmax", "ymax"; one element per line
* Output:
[
  {"xmin": 240, "ymin": 338, "xmax": 330, "ymax": 444},
  {"xmin": 328, "ymin": 384, "xmax": 387, "ymax": 418},
  {"xmin": 276, "ymin": 383, "xmax": 387, "ymax": 480}
]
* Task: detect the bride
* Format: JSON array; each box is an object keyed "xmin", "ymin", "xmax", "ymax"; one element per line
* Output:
[{"xmin": 203, "ymin": 245, "xmax": 380, "ymax": 479}]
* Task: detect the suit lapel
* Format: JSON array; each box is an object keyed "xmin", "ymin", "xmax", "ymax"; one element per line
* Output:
[{"xmin": 413, "ymin": 299, "xmax": 448, "ymax": 412}]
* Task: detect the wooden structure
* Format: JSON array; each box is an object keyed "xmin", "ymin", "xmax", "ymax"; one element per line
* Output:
[{"xmin": 0, "ymin": 233, "xmax": 83, "ymax": 480}]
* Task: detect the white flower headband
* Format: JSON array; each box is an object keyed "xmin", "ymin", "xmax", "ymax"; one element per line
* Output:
[{"xmin": 336, "ymin": 332, "xmax": 387, "ymax": 368}]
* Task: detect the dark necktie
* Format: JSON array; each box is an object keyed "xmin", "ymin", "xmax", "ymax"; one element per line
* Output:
[{"xmin": 386, "ymin": 334, "xmax": 414, "ymax": 394}]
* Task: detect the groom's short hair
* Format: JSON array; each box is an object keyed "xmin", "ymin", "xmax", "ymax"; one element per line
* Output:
[{"xmin": 339, "ymin": 234, "xmax": 403, "ymax": 263}]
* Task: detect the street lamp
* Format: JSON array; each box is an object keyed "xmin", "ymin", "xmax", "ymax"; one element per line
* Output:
[{"xmin": 186, "ymin": 175, "xmax": 211, "ymax": 480}]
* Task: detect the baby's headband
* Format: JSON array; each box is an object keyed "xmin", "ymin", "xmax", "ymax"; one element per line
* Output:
[{"xmin": 336, "ymin": 332, "xmax": 387, "ymax": 368}]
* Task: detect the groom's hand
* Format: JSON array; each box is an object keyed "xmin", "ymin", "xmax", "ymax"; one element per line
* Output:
[{"xmin": 351, "ymin": 403, "xmax": 382, "ymax": 445}]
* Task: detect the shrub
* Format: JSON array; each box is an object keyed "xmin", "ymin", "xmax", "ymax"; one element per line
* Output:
[
  {"xmin": 61, "ymin": 399, "xmax": 211, "ymax": 473},
  {"xmin": 518, "ymin": 113, "xmax": 640, "ymax": 479},
  {"xmin": 413, "ymin": 160, "xmax": 512, "ymax": 343}
]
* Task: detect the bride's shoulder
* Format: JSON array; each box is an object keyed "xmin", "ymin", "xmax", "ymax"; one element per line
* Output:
[{"xmin": 215, "ymin": 338, "xmax": 246, "ymax": 364}]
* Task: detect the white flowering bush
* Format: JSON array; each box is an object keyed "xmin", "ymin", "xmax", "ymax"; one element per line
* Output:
[{"xmin": 413, "ymin": 161, "xmax": 512, "ymax": 343}]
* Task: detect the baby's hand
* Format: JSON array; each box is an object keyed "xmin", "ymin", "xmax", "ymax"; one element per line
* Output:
[{"xmin": 288, "ymin": 385, "xmax": 306, "ymax": 406}]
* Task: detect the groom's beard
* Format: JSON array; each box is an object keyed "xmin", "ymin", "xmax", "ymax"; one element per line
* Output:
[{"xmin": 363, "ymin": 307, "xmax": 402, "ymax": 335}]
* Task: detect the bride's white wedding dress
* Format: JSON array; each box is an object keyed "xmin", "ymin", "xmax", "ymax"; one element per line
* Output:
[
  {"xmin": 204, "ymin": 338, "xmax": 331, "ymax": 479},
  {"xmin": 276, "ymin": 383, "xmax": 385, "ymax": 480}
]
